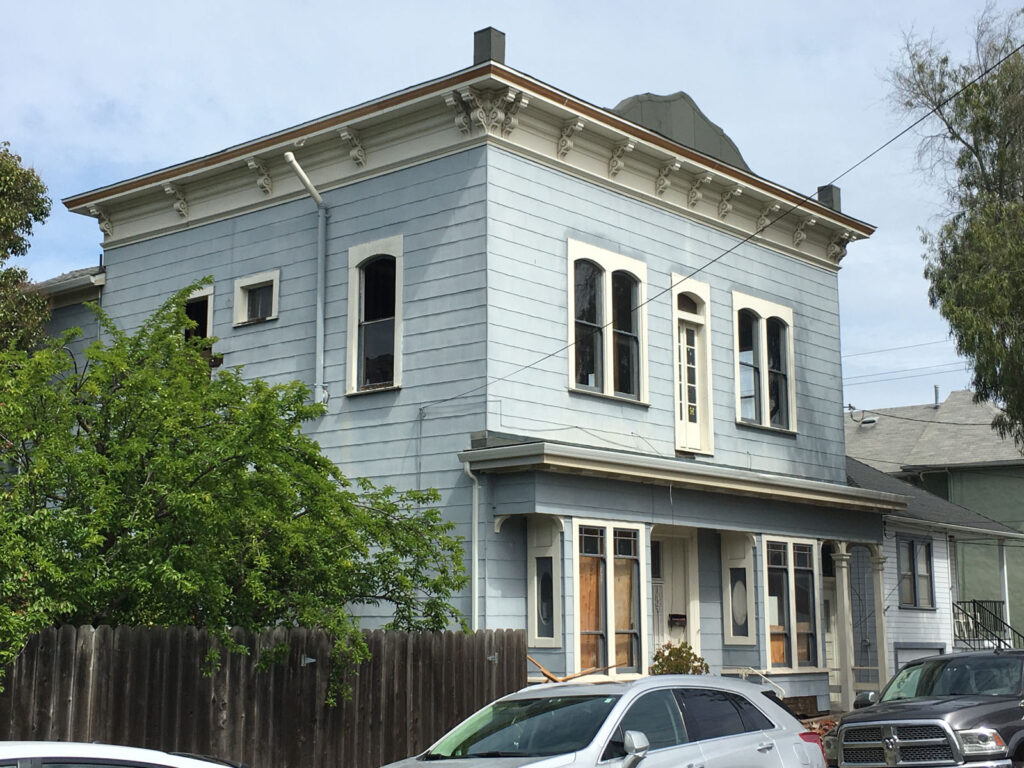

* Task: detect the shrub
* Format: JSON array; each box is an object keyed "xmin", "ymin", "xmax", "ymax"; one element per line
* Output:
[{"xmin": 650, "ymin": 641, "xmax": 709, "ymax": 675}]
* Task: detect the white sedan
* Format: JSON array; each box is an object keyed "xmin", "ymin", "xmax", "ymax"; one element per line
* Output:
[{"xmin": 0, "ymin": 742, "xmax": 240, "ymax": 768}]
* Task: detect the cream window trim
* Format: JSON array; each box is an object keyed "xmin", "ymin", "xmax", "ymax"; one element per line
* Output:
[
  {"xmin": 672, "ymin": 275, "xmax": 714, "ymax": 454},
  {"xmin": 188, "ymin": 283, "xmax": 214, "ymax": 335},
  {"xmin": 761, "ymin": 535, "xmax": 823, "ymax": 673},
  {"xmin": 721, "ymin": 531, "xmax": 756, "ymax": 646},
  {"xmin": 346, "ymin": 234, "xmax": 404, "ymax": 395},
  {"xmin": 232, "ymin": 269, "xmax": 280, "ymax": 326},
  {"xmin": 571, "ymin": 518, "xmax": 649, "ymax": 677},
  {"xmin": 527, "ymin": 516, "xmax": 563, "ymax": 648},
  {"xmin": 732, "ymin": 291, "xmax": 796, "ymax": 431},
  {"xmin": 567, "ymin": 239, "xmax": 649, "ymax": 404}
]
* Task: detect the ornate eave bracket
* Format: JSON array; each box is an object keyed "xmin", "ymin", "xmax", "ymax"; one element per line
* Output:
[
  {"xmin": 87, "ymin": 205, "xmax": 113, "ymax": 238},
  {"xmin": 828, "ymin": 230, "xmax": 853, "ymax": 263},
  {"xmin": 655, "ymin": 160, "xmax": 681, "ymax": 197},
  {"xmin": 718, "ymin": 186, "xmax": 743, "ymax": 219},
  {"xmin": 608, "ymin": 140, "xmax": 635, "ymax": 178},
  {"xmin": 163, "ymin": 183, "xmax": 188, "ymax": 219},
  {"xmin": 245, "ymin": 157, "xmax": 273, "ymax": 196},
  {"xmin": 557, "ymin": 118, "xmax": 585, "ymax": 160},
  {"xmin": 756, "ymin": 203, "xmax": 781, "ymax": 233},
  {"xmin": 338, "ymin": 128, "xmax": 367, "ymax": 168},
  {"xmin": 447, "ymin": 86, "xmax": 527, "ymax": 138},
  {"xmin": 793, "ymin": 217, "xmax": 816, "ymax": 248},
  {"xmin": 688, "ymin": 173, "xmax": 713, "ymax": 207}
]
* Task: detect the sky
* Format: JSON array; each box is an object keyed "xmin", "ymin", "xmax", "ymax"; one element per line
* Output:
[{"xmin": 2, "ymin": 0, "xmax": 1013, "ymax": 411}]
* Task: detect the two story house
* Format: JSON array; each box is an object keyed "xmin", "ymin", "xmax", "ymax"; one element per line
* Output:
[{"xmin": 54, "ymin": 29, "xmax": 905, "ymax": 714}]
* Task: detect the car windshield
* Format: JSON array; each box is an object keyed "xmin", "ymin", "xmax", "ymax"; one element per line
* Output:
[
  {"xmin": 880, "ymin": 656, "xmax": 1023, "ymax": 700},
  {"xmin": 425, "ymin": 694, "xmax": 620, "ymax": 759}
]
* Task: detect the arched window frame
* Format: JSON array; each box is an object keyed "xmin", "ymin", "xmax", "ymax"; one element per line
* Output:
[
  {"xmin": 347, "ymin": 235, "xmax": 403, "ymax": 394},
  {"xmin": 731, "ymin": 291, "xmax": 796, "ymax": 432},
  {"xmin": 567, "ymin": 239, "xmax": 648, "ymax": 403},
  {"xmin": 672, "ymin": 276, "xmax": 714, "ymax": 454}
]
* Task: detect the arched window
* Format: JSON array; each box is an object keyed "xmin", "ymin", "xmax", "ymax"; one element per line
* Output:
[
  {"xmin": 574, "ymin": 259, "xmax": 603, "ymax": 390},
  {"xmin": 737, "ymin": 309, "xmax": 761, "ymax": 423},
  {"xmin": 359, "ymin": 255, "xmax": 396, "ymax": 389},
  {"xmin": 673, "ymin": 278, "xmax": 713, "ymax": 454},
  {"xmin": 732, "ymin": 292, "xmax": 795, "ymax": 431},
  {"xmin": 612, "ymin": 270, "xmax": 639, "ymax": 398},
  {"xmin": 766, "ymin": 317, "xmax": 789, "ymax": 429}
]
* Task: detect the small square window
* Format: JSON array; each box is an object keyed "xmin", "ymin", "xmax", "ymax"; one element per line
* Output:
[{"xmin": 233, "ymin": 269, "xmax": 280, "ymax": 326}]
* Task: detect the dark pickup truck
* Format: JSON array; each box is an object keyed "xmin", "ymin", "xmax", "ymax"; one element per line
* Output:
[{"xmin": 827, "ymin": 650, "xmax": 1024, "ymax": 768}]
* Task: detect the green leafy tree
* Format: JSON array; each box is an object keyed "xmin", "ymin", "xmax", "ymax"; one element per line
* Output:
[
  {"xmin": 0, "ymin": 141, "xmax": 52, "ymax": 349},
  {"xmin": 890, "ymin": 7, "xmax": 1024, "ymax": 447},
  {"xmin": 0, "ymin": 282, "xmax": 466, "ymax": 701}
]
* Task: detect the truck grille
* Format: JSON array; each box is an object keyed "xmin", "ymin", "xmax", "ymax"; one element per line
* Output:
[{"xmin": 839, "ymin": 720, "xmax": 957, "ymax": 767}]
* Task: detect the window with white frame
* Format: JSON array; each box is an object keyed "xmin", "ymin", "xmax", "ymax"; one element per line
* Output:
[
  {"xmin": 672, "ymin": 276, "xmax": 714, "ymax": 454},
  {"xmin": 232, "ymin": 269, "xmax": 280, "ymax": 326},
  {"xmin": 568, "ymin": 240, "xmax": 648, "ymax": 402},
  {"xmin": 720, "ymin": 532, "xmax": 755, "ymax": 645},
  {"xmin": 897, "ymin": 536, "xmax": 934, "ymax": 609},
  {"xmin": 733, "ymin": 292, "xmax": 795, "ymax": 430},
  {"xmin": 527, "ymin": 517, "xmax": 562, "ymax": 647},
  {"xmin": 185, "ymin": 283, "xmax": 214, "ymax": 340},
  {"xmin": 574, "ymin": 519, "xmax": 646, "ymax": 674},
  {"xmin": 347, "ymin": 235, "xmax": 403, "ymax": 394},
  {"xmin": 765, "ymin": 538, "xmax": 820, "ymax": 669}
]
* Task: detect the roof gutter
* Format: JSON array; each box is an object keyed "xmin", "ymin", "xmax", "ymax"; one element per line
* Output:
[{"xmin": 884, "ymin": 513, "xmax": 1024, "ymax": 540}]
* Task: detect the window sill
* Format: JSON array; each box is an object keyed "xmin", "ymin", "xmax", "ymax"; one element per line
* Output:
[
  {"xmin": 346, "ymin": 384, "xmax": 401, "ymax": 397},
  {"xmin": 898, "ymin": 604, "xmax": 937, "ymax": 612},
  {"xmin": 232, "ymin": 315, "xmax": 278, "ymax": 328},
  {"xmin": 734, "ymin": 419, "xmax": 797, "ymax": 437},
  {"xmin": 569, "ymin": 387, "xmax": 649, "ymax": 407},
  {"xmin": 676, "ymin": 447, "xmax": 714, "ymax": 458}
]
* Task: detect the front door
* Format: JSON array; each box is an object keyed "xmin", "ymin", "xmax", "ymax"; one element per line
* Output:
[
  {"xmin": 822, "ymin": 576, "xmax": 840, "ymax": 710},
  {"xmin": 651, "ymin": 535, "xmax": 693, "ymax": 650}
]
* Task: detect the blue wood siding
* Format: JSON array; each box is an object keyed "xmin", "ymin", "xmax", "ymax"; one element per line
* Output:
[
  {"xmin": 484, "ymin": 146, "xmax": 846, "ymax": 483},
  {"xmin": 47, "ymin": 302, "xmax": 100, "ymax": 360}
]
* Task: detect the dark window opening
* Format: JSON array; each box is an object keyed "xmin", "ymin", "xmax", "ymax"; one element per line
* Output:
[
  {"xmin": 574, "ymin": 260, "xmax": 603, "ymax": 390},
  {"xmin": 247, "ymin": 283, "xmax": 273, "ymax": 321},
  {"xmin": 359, "ymin": 256, "xmax": 396, "ymax": 389}
]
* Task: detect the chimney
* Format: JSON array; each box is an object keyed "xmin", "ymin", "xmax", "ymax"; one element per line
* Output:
[
  {"xmin": 816, "ymin": 184, "xmax": 841, "ymax": 212},
  {"xmin": 474, "ymin": 27, "xmax": 505, "ymax": 65},
  {"xmin": 934, "ymin": 385, "xmax": 940, "ymax": 409}
]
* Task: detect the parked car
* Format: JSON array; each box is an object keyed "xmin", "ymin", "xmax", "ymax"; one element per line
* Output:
[
  {"xmin": 381, "ymin": 674, "xmax": 826, "ymax": 767},
  {"xmin": 0, "ymin": 742, "xmax": 241, "ymax": 768},
  {"xmin": 826, "ymin": 649, "xmax": 1024, "ymax": 767}
]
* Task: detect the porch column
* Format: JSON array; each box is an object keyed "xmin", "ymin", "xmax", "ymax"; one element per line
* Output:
[
  {"xmin": 1000, "ymin": 539, "xmax": 1011, "ymax": 626},
  {"xmin": 833, "ymin": 544, "xmax": 857, "ymax": 712},
  {"xmin": 870, "ymin": 551, "xmax": 890, "ymax": 684}
]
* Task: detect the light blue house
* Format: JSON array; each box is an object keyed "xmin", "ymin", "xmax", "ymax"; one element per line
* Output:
[{"xmin": 52, "ymin": 29, "xmax": 907, "ymax": 715}]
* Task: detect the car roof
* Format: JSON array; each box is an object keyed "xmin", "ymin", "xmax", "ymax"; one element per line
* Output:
[
  {"xmin": 506, "ymin": 674, "xmax": 773, "ymax": 700},
  {"xmin": 901, "ymin": 649, "xmax": 1024, "ymax": 665},
  {"xmin": 0, "ymin": 742, "xmax": 228, "ymax": 768}
]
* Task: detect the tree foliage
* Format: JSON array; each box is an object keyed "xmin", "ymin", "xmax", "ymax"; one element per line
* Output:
[
  {"xmin": 890, "ymin": 7, "xmax": 1024, "ymax": 447},
  {"xmin": 0, "ymin": 141, "xmax": 52, "ymax": 350},
  {"xmin": 0, "ymin": 283, "xmax": 466, "ymax": 701}
]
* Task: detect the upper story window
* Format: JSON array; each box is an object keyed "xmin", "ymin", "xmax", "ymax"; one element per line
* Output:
[
  {"xmin": 185, "ymin": 284, "xmax": 213, "ymax": 340},
  {"xmin": 672, "ymin": 277, "xmax": 713, "ymax": 454},
  {"xmin": 347, "ymin": 235, "xmax": 404, "ymax": 394},
  {"xmin": 568, "ymin": 239, "xmax": 647, "ymax": 403},
  {"xmin": 232, "ymin": 269, "xmax": 280, "ymax": 326},
  {"xmin": 732, "ymin": 292, "xmax": 795, "ymax": 431},
  {"xmin": 898, "ymin": 536, "xmax": 934, "ymax": 609}
]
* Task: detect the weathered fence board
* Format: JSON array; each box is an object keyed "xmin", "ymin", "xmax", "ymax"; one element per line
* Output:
[{"xmin": 0, "ymin": 626, "xmax": 527, "ymax": 768}]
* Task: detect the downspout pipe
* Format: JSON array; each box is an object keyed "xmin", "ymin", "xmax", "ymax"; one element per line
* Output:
[
  {"xmin": 463, "ymin": 461, "xmax": 480, "ymax": 632},
  {"xmin": 283, "ymin": 152, "xmax": 327, "ymax": 404}
]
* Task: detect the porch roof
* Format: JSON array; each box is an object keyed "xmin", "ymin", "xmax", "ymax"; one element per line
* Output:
[{"xmin": 458, "ymin": 440, "xmax": 906, "ymax": 514}]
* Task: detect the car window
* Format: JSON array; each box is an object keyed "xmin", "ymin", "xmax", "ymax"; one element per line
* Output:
[
  {"xmin": 676, "ymin": 688, "xmax": 762, "ymax": 741},
  {"xmin": 602, "ymin": 690, "xmax": 688, "ymax": 760}
]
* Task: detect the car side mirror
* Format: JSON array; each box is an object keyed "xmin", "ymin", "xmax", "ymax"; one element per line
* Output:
[
  {"xmin": 623, "ymin": 730, "xmax": 650, "ymax": 768},
  {"xmin": 854, "ymin": 691, "xmax": 877, "ymax": 709}
]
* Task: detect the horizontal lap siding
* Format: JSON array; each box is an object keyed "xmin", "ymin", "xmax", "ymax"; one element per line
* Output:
[{"xmin": 485, "ymin": 147, "xmax": 846, "ymax": 483}]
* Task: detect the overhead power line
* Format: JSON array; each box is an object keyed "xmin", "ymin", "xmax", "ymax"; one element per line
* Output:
[
  {"xmin": 420, "ymin": 38, "xmax": 1024, "ymax": 413},
  {"xmin": 842, "ymin": 340, "xmax": 951, "ymax": 359}
]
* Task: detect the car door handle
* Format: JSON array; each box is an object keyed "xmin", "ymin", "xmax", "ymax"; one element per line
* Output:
[
  {"xmin": 686, "ymin": 763, "xmax": 705, "ymax": 768},
  {"xmin": 757, "ymin": 741, "xmax": 775, "ymax": 752}
]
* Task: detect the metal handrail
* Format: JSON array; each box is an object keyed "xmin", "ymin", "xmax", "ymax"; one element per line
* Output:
[{"xmin": 954, "ymin": 600, "xmax": 1024, "ymax": 649}]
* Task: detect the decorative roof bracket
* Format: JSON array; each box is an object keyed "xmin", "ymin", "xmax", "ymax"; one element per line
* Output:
[
  {"xmin": 338, "ymin": 127, "xmax": 366, "ymax": 167},
  {"xmin": 828, "ymin": 230, "xmax": 853, "ymax": 263},
  {"xmin": 756, "ymin": 203, "xmax": 781, "ymax": 233},
  {"xmin": 87, "ymin": 204, "xmax": 112, "ymax": 238},
  {"xmin": 557, "ymin": 118, "xmax": 585, "ymax": 160},
  {"xmin": 793, "ymin": 217, "xmax": 816, "ymax": 248},
  {"xmin": 608, "ymin": 140, "xmax": 635, "ymax": 178},
  {"xmin": 163, "ymin": 183, "xmax": 188, "ymax": 219},
  {"xmin": 688, "ymin": 173, "xmax": 713, "ymax": 207},
  {"xmin": 718, "ymin": 186, "xmax": 743, "ymax": 219},
  {"xmin": 245, "ymin": 157, "xmax": 273, "ymax": 196},
  {"xmin": 655, "ymin": 160, "xmax": 681, "ymax": 197}
]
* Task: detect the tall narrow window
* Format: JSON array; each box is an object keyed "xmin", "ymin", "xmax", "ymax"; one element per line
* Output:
[
  {"xmin": 767, "ymin": 542, "xmax": 790, "ymax": 666},
  {"xmin": 613, "ymin": 529, "xmax": 640, "ymax": 670},
  {"xmin": 359, "ymin": 256, "xmax": 396, "ymax": 389},
  {"xmin": 898, "ymin": 537, "xmax": 934, "ymax": 609},
  {"xmin": 738, "ymin": 310, "xmax": 760, "ymax": 423},
  {"xmin": 185, "ymin": 296, "xmax": 209, "ymax": 340},
  {"xmin": 721, "ymin": 532, "xmax": 754, "ymax": 645},
  {"xmin": 568, "ymin": 240, "xmax": 647, "ymax": 402},
  {"xmin": 673, "ymin": 278, "xmax": 713, "ymax": 454},
  {"xmin": 527, "ymin": 516, "xmax": 562, "ymax": 648},
  {"xmin": 579, "ymin": 526, "xmax": 607, "ymax": 669},
  {"xmin": 767, "ymin": 318, "xmax": 789, "ymax": 429},
  {"xmin": 612, "ymin": 271, "xmax": 639, "ymax": 398},
  {"xmin": 793, "ymin": 543, "xmax": 816, "ymax": 666},
  {"xmin": 733, "ymin": 292, "xmax": 795, "ymax": 431},
  {"xmin": 347, "ymin": 235, "xmax": 404, "ymax": 395},
  {"xmin": 574, "ymin": 260, "xmax": 603, "ymax": 390}
]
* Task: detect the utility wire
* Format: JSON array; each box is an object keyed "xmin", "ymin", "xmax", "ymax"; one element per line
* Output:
[
  {"xmin": 421, "ymin": 37, "xmax": 1024, "ymax": 414},
  {"xmin": 842, "ymin": 340, "xmax": 951, "ymax": 358},
  {"xmin": 844, "ymin": 361, "xmax": 965, "ymax": 382},
  {"xmin": 844, "ymin": 368, "xmax": 970, "ymax": 387}
]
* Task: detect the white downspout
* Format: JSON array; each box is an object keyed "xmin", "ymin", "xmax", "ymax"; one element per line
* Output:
[
  {"xmin": 283, "ymin": 151, "xmax": 327, "ymax": 404},
  {"xmin": 463, "ymin": 462, "xmax": 480, "ymax": 631}
]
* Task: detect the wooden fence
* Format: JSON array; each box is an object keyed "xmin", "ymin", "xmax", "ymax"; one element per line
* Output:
[{"xmin": 0, "ymin": 625, "xmax": 527, "ymax": 768}]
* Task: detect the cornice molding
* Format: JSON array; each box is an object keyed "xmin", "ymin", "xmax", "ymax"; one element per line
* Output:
[{"xmin": 64, "ymin": 64, "xmax": 874, "ymax": 269}]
